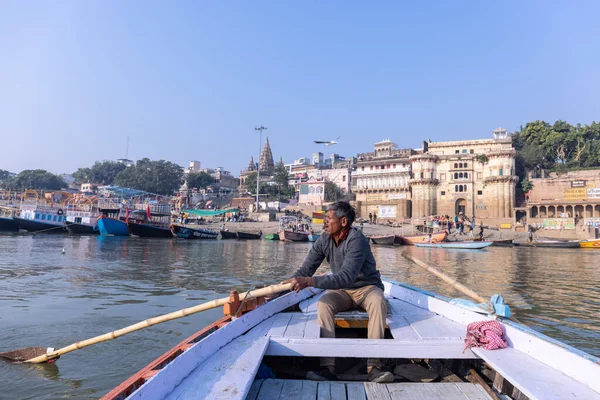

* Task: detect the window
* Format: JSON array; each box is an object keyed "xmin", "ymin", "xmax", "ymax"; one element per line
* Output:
[
  {"xmin": 455, "ymin": 150, "xmax": 460, "ymax": 154},
  {"xmin": 459, "ymin": 163, "xmax": 463, "ymax": 168},
  {"xmin": 465, "ymin": 172, "xmax": 468, "ymax": 179},
  {"xmin": 53, "ymin": 215, "xmax": 57, "ymax": 221},
  {"xmin": 459, "ymin": 185, "xmax": 463, "ymax": 192},
  {"xmin": 477, "ymin": 190, "xmax": 483, "ymax": 195},
  {"xmin": 454, "ymin": 163, "xmax": 458, "ymax": 168},
  {"xmin": 441, "ymin": 191, "xmax": 446, "ymax": 196},
  {"xmin": 387, "ymin": 164, "xmax": 390, "ymax": 169},
  {"xmin": 342, "ymin": 175, "xmax": 346, "ymax": 182},
  {"xmin": 41, "ymin": 214, "xmax": 46, "ymax": 220},
  {"xmin": 362, "ymin": 167, "xmax": 365, "ymax": 171},
  {"xmin": 402, "ymin": 164, "xmax": 406, "ymax": 168},
  {"xmin": 420, "ymin": 172, "xmax": 424, "ymax": 179},
  {"xmin": 499, "ymin": 168, "xmax": 503, "ymax": 176},
  {"xmin": 370, "ymin": 166, "xmax": 373, "ymax": 170},
  {"xmin": 35, "ymin": 213, "xmax": 40, "ymax": 219},
  {"xmin": 439, "ymin": 173, "xmax": 446, "ymax": 181},
  {"xmin": 459, "ymin": 172, "xmax": 463, "ymax": 178},
  {"xmin": 462, "ymin": 149, "xmax": 467, "ymax": 153},
  {"xmin": 455, "ymin": 185, "xmax": 459, "ymax": 192},
  {"xmin": 464, "ymin": 163, "xmax": 468, "ymax": 168},
  {"xmin": 477, "ymin": 172, "xmax": 483, "ymax": 179},
  {"xmin": 464, "ymin": 185, "xmax": 467, "ymax": 191},
  {"xmin": 393, "ymin": 164, "xmax": 396, "ymax": 168},
  {"xmin": 470, "ymin": 149, "xmax": 474, "ymax": 154},
  {"xmin": 454, "ymin": 172, "xmax": 458, "ymax": 179}
]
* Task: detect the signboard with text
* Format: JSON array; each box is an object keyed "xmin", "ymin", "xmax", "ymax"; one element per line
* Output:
[
  {"xmin": 378, "ymin": 205, "xmax": 397, "ymax": 218},
  {"xmin": 387, "ymin": 193, "xmax": 407, "ymax": 200},
  {"xmin": 563, "ymin": 188, "xmax": 587, "ymax": 201},
  {"xmin": 542, "ymin": 218, "xmax": 575, "ymax": 230},
  {"xmin": 571, "ymin": 180, "xmax": 587, "ymax": 188},
  {"xmin": 584, "ymin": 218, "xmax": 600, "ymax": 226},
  {"xmin": 587, "ymin": 188, "xmax": 600, "ymax": 199}
]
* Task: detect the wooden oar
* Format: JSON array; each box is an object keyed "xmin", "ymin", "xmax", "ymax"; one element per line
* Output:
[
  {"xmin": 0, "ymin": 283, "xmax": 292, "ymax": 364},
  {"xmin": 400, "ymin": 251, "xmax": 491, "ymax": 309}
]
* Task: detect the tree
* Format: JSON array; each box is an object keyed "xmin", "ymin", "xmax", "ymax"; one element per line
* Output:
[
  {"xmin": 245, "ymin": 172, "xmax": 260, "ymax": 195},
  {"xmin": 4, "ymin": 169, "xmax": 66, "ymax": 190},
  {"xmin": 325, "ymin": 181, "xmax": 343, "ymax": 202},
  {"xmin": 114, "ymin": 158, "xmax": 183, "ymax": 195},
  {"xmin": 72, "ymin": 167, "xmax": 91, "ymax": 184},
  {"xmin": 73, "ymin": 161, "xmax": 126, "ymax": 185},
  {"xmin": 521, "ymin": 178, "xmax": 534, "ymax": 193},
  {"xmin": 187, "ymin": 172, "xmax": 214, "ymax": 189},
  {"xmin": 0, "ymin": 169, "xmax": 10, "ymax": 188},
  {"xmin": 272, "ymin": 161, "xmax": 293, "ymax": 200}
]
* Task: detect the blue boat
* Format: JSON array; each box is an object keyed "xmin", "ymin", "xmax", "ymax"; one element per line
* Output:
[
  {"xmin": 307, "ymin": 233, "xmax": 320, "ymax": 242},
  {"xmin": 97, "ymin": 215, "xmax": 129, "ymax": 236},
  {"xmin": 0, "ymin": 216, "xmax": 19, "ymax": 232},
  {"xmin": 416, "ymin": 241, "xmax": 493, "ymax": 249}
]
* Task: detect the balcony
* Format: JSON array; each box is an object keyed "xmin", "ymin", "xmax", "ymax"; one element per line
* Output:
[{"xmin": 353, "ymin": 168, "xmax": 410, "ymax": 176}]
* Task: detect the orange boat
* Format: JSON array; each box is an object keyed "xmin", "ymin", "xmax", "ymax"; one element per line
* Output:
[{"xmin": 398, "ymin": 231, "xmax": 447, "ymax": 245}]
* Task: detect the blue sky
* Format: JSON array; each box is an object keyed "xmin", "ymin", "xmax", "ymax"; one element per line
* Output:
[{"xmin": 1, "ymin": 1, "xmax": 599, "ymax": 176}]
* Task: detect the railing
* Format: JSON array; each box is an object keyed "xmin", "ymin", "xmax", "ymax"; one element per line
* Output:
[{"xmin": 353, "ymin": 168, "xmax": 410, "ymax": 176}]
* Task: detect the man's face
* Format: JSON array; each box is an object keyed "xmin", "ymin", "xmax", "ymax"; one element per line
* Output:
[{"xmin": 324, "ymin": 210, "xmax": 347, "ymax": 236}]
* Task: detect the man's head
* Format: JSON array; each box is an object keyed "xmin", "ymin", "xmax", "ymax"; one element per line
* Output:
[{"xmin": 324, "ymin": 201, "xmax": 355, "ymax": 237}]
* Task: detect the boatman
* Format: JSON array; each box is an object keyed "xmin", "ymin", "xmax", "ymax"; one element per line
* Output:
[{"xmin": 283, "ymin": 201, "xmax": 394, "ymax": 383}]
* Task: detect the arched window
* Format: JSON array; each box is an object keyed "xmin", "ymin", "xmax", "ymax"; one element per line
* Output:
[
  {"xmin": 465, "ymin": 163, "xmax": 468, "ymax": 168},
  {"xmin": 454, "ymin": 163, "xmax": 458, "ymax": 168},
  {"xmin": 464, "ymin": 172, "xmax": 468, "ymax": 179},
  {"xmin": 464, "ymin": 185, "xmax": 468, "ymax": 191},
  {"xmin": 499, "ymin": 168, "xmax": 504, "ymax": 176},
  {"xmin": 316, "ymin": 186, "xmax": 323, "ymax": 194},
  {"xmin": 420, "ymin": 172, "xmax": 424, "ymax": 179},
  {"xmin": 455, "ymin": 185, "xmax": 459, "ymax": 192},
  {"xmin": 454, "ymin": 172, "xmax": 458, "ymax": 179},
  {"xmin": 459, "ymin": 185, "xmax": 463, "ymax": 192},
  {"xmin": 459, "ymin": 172, "xmax": 463, "ymax": 178},
  {"xmin": 459, "ymin": 163, "xmax": 463, "ymax": 168},
  {"xmin": 309, "ymin": 186, "xmax": 315, "ymax": 194}
]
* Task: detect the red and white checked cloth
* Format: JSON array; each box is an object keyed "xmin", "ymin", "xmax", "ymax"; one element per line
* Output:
[{"xmin": 463, "ymin": 321, "xmax": 508, "ymax": 352}]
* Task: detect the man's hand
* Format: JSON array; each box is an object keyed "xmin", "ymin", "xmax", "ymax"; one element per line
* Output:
[{"xmin": 282, "ymin": 276, "xmax": 314, "ymax": 292}]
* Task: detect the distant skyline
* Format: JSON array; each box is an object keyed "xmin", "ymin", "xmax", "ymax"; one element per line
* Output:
[{"xmin": 1, "ymin": 1, "xmax": 599, "ymax": 175}]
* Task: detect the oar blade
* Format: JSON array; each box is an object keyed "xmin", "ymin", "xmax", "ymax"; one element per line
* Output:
[{"xmin": 0, "ymin": 347, "xmax": 52, "ymax": 362}]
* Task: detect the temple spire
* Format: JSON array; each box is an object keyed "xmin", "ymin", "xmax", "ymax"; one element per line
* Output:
[
  {"xmin": 247, "ymin": 156, "xmax": 256, "ymax": 171},
  {"xmin": 259, "ymin": 137, "xmax": 275, "ymax": 174}
]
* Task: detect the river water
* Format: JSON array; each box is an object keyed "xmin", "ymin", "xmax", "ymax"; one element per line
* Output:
[{"xmin": 0, "ymin": 235, "xmax": 599, "ymax": 399}]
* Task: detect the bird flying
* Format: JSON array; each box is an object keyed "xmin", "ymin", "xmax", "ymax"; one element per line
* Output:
[{"xmin": 314, "ymin": 136, "xmax": 340, "ymax": 146}]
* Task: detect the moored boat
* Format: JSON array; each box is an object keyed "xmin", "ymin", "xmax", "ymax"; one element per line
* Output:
[
  {"xmin": 220, "ymin": 230, "xmax": 238, "ymax": 239},
  {"xmin": 399, "ymin": 231, "xmax": 447, "ymax": 245},
  {"xmin": 97, "ymin": 215, "xmax": 129, "ymax": 236},
  {"xmin": 237, "ymin": 231, "xmax": 262, "ymax": 240},
  {"xmin": 279, "ymin": 229, "xmax": 309, "ymax": 242},
  {"xmin": 307, "ymin": 233, "xmax": 320, "ymax": 242},
  {"xmin": 580, "ymin": 239, "xmax": 600, "ymax": 248},
  {"xmin": 264, "ymin": 233, "xmax": 280, "ymax": 240},
  {"xmin": 64, "ymin": 197, "xmax": 100, "ymax": 235},
  {"xmin": 128, "ymin": 221, "xmax": 174, "ymax": 238},
  {"xmin": 0, "ymin": 206, "xmax": 19, "ymax": 232},
  {"xmin": 416, "ymin": 241, "xmax": 493, "ymax": 249},
  {"xmin": 171, "ymin": 225, "xmax": 218, "ymax": 239},
  {"xmin": 370, "ymin": 234, "xmax": 395, "ymax": 245},
  {"xmin": 103, "ymin": 279, "xmax": 600, "ymax": 400},
  {"xmin": 0, "ymin": 217, "xmax": 19, "ymax": 232},
  {"xmin": 14, "ymin": 204, "xmax": 66, "ymax": 233},
  {"xmin": 127, "ymin": 196, "xmax": 173, "ymax": 238},
  {"xmin": 491, "ymin": 239, "xmax": 513, "ymax": 247},
  {"xmin": 65, "ymin": 220, "xmax": 99, "ymax": 234},
  {"xmin": 513, "ymin": 240, "xmax": 581, "ymax": 248}
]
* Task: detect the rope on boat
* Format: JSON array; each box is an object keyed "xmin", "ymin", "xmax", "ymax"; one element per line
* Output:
[{"xmin": 17, "ymin": 225, "xmax": 66, "ymax": 235}]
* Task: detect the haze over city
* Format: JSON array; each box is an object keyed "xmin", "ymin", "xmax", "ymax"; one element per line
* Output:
[{"xmin": 1, "ymin": 1, "xmax": 599, "ymax": 175}]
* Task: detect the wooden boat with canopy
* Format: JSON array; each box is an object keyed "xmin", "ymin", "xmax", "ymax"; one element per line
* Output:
[
  {"xmin": 127, "ymin": 195, "xmax": 173, "ymax": 238},
  {"xmin": 101, "ymin": 278, "xmax": 600, "ymax": 400}
]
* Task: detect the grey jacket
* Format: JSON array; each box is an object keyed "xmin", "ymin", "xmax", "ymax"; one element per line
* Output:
[{"xmin": 292, "ymin": 227, "xmax": 384, "ymax": 291}]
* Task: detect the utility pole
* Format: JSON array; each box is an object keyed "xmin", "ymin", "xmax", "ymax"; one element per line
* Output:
[{"xmin": 254, "ymin": 125, "xmax": 267, "ymax": 212}]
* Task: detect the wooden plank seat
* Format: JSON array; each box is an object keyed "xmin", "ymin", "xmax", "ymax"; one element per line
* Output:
[
  {"xmin": 473, "ymin": 347, "xmax": 600, "ymax": 400},
  {"xmin": 247, "ymin": 379, "xmax": 494, "ymax": 400}
]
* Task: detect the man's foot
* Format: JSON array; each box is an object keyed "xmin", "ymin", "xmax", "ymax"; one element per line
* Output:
[
  {"xmin": 368, "ymin": 367, "xmax": 394, "ymax": 383},
  {"xmin": 307, "ymin": 368, "xmax": 337, "ymax": 381}
]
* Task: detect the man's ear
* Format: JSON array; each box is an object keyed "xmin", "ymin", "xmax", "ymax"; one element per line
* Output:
[{"xmin": 341, "ymin": 217, "xmax": 348, "ymax": 228}]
